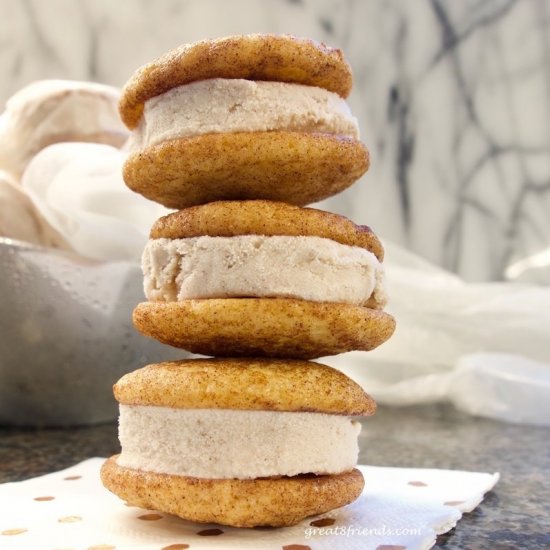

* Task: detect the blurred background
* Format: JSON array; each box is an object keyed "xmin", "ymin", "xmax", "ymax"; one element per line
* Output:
[{"xmin": 2, "ymin": 0, "xmax": 548, "ymax": 282}]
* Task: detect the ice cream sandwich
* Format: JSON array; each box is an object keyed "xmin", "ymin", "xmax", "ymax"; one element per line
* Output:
[
  {"xmin": 133, "ymin": 200, "xmax": 395, "ymax": 358},
  {"xmin": 0, "ymin": 80, "xmax": 128, "ymax": 179},
  {"xmin": 101, "ymin": 358, "xmax": 374, "ymax": 527},
  {"xmin": 119, "ymin": 34, "xmax": 369, "ymax": 208}
]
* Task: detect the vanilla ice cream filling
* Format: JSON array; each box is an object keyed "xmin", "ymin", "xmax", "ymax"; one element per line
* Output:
[
  {"xmin": 129, "ymin": 78, "xmax": 359, "ymax": 152},
  {"xmin": 117, "ymin": 405, "xmax": 361, "ymax": 479},
  {"xmin": 142, "ymin": 235, "xmax": 387, "ymax": 307}
]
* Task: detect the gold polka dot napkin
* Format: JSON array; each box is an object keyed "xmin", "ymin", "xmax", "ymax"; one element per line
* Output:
[{"xmin": 0, "ymin": 458, "xmax": 498, "ymax": 550}]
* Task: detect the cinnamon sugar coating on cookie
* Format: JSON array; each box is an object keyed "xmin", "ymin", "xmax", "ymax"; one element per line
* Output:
[
  {"xmin": 151, "ymin": 200, "xmax": 384, "ymax": 261},
  {"xmin": 101, "ymin": 457, "xmax": 364, "ymax": 527},
  {"xmin": 133, "ymin": 298, "xmax": 395, "ymax": 359},
  {"xmin": 123, "ymin": 132, "xmax": 368, "ymax": 210},
  {"xmin": 113, "ymin": 358, "xmax": 376, "ymax": 416}
]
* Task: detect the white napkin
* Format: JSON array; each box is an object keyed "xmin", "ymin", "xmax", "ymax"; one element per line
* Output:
[
  {"xmin": 0, "ymin": 458, "xmax": 498, "ymax": 550},
  {"xmin": 326, "ymin": 241, "xmax": 550, "ymax": 426},
  {"xmin": 21, "ymin": 142, "xmax": 170, "ymax": 261}
]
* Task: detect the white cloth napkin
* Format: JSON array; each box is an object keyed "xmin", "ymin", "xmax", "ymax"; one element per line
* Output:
[
  {"xmin": 326, "ymin": 241, "xmax": 550, "ymax": 426},
  {"xmin": 0, "ymin": 458, "xmax": 498, "ymax": 550},
  {"xmin": 21, "ymin": 142, "xmax": 170, "ymax": 261}
]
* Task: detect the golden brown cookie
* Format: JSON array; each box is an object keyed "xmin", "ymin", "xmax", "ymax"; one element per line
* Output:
[
  {"xmin": 133, "ymin": 299, "xmax": 395, "ymax": 359},
  {"xmin": 151, "ymin": 199, "xmax": 384, "ymax": 260},
  {"xmin": 113, "ymin": 358, "xmax": 376, "ymax": 416},
  {"xmin": 119, "ymin": 34, "xmax": 353, "ymax": 129},
  {"xmin": 123, "ymin": 131, "xmax": 368, "ymax": 209},
  {"xmin": 101, "ymin": 457, "xmax": 364, "ymax": 527}
]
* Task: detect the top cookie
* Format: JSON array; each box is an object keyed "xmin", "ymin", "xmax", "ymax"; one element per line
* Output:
[
  {"xmin": 113, "ymin": 358, "xmax": 376, "ymax": 416},
  {"xmin": 119, "ymin": 34, "xmax": 353, "ymax": 129},
  {"xmin": 150, "ymin": 200, "xmax": 384, "ymax": 261}
]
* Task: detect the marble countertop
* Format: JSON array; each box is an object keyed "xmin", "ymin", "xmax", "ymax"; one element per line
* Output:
[{"xmin": 1, "ymin": 404, "xmax": 549, "ymax": 549}]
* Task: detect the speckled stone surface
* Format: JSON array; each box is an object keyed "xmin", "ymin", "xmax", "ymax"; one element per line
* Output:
[
  {"xmin": 360, "ymin": 405, "xmax": 550, "ymax": 550},
  {"xmin": 1, "ymin": 404, "xmax": 549, "ymax": 549}
]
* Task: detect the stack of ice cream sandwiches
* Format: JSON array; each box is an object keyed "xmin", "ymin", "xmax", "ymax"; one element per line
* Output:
[{"xmin": 101, "ymin": 34, "xmax": 396, "ymax": 527}]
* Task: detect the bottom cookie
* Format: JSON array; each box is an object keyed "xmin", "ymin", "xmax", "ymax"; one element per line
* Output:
[
  {"xmin": 101, "ymin": 456, "xmax": 364, "ymax": 527},
  {"xmin": 133, "ymin": 298, "xmax": 396, "ymax": 359}
]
